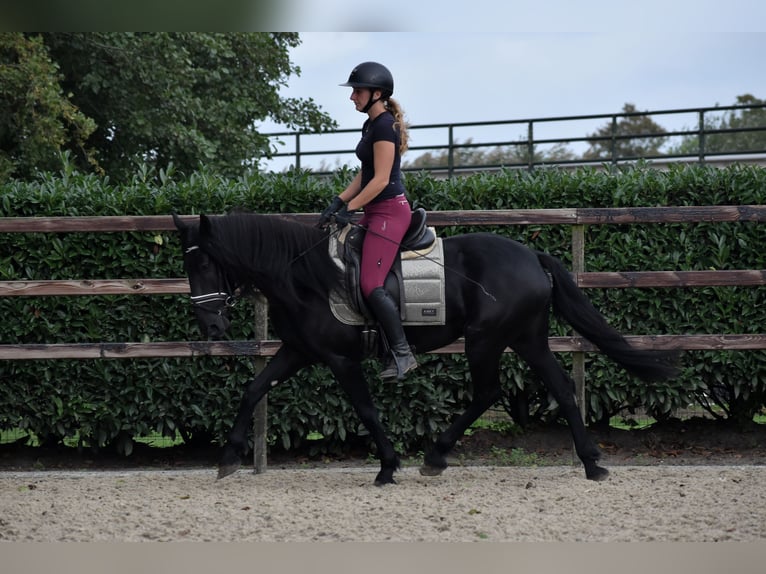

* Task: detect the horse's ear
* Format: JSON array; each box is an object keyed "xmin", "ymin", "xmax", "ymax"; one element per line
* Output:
[{"xmin": 171, "ymin": 211, "xmax": 186, "ymax": 231}]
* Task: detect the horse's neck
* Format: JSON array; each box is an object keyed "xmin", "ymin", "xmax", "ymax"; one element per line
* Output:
[{"xmin": 227, "ymin": 218, "xmax": 336, "ymax": 301}]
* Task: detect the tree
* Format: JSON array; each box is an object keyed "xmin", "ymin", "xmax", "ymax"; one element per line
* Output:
[
  {"xmin": 668, "ymin": 94, "xmax": 766, "ymax": 156},
  {"xmin": 3, "ymin": 33, "xmax": 337, "ymax": 181},
  {"xmin": 0, "ymin": 33, "xmax": 97, "ymax": 180},
  {"xmin": 583, "ymin": 103, "xmax": 668, "ymax": 161}
]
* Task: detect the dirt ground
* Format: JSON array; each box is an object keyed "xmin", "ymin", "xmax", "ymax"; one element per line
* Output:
[{"xmin": 1, "ymin": 419, "xmax": 765, "ymax": 542}]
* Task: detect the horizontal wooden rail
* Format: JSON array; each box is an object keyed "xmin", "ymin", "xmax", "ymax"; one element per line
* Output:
[
  {"xmin": 0, "ymin": 215, "xmax": 175, "ymax": 233},
  {"xmin": 1, "ymin": 205, "xmax": 765, "ymax": 232},
  {"xmin": 3, "ymin": 270, "xmax": 764, "ymax": 297},
  {"xmin": 0, "ymin": 341, "xmax": 281, "ymax": 360},
  {"xmin": 0, "ymin": 334, "xmax": 763, "ymax": 360},
  {"xmin": 0, "ymin": 279, "xmax": 189, "ymax": 296},
  {"xmin": 428, "ymin": 205, "xmax": 766, "ymax": 226},
  {"xmin": 415, "ymin": 334, "xmax": 766, "ymax": 353},
  {"xmin": 575, "ymin": 270, "xmax": 766, "ymax": 288}
]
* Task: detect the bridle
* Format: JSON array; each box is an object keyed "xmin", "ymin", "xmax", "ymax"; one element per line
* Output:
[{"xmin": 185, "ymin": 244, "xmax": 238, "ymax": 314}]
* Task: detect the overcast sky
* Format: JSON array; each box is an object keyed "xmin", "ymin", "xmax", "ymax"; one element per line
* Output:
[{"xmin": 257, "ymin": 4, "xmax": 766, "ymax": 170}]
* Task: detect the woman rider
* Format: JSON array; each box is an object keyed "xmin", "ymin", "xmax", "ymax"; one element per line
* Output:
[{"xmin": 318, "ymin": 61, "xmax": 417, "ymax": 380}]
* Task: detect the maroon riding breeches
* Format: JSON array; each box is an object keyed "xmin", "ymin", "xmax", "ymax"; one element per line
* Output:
[{"xmin": 357, "ymin": 194, "xmax": 412, "ymax": 298}]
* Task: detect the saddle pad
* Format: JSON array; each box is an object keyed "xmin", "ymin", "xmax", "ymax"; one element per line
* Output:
[{"xmin": 329, "ymin": 229, "xmax": 446, "ymax": 326}]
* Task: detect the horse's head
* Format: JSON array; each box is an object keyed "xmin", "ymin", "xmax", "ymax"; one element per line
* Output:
[{"xmin": 173, "ymin": 213, "xmax": 233, "ymax": 340}]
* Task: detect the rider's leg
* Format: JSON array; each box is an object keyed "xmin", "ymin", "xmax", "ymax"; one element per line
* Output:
[
  {"xmin": 359, "ymin": 197, "xmax": 417, "ymax": 380},
  {"xmin": 365, "ymin": 287, "xmax": 418, "ymax": 380}
]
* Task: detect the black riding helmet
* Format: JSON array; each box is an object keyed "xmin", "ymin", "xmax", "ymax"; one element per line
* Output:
[{"xmin": 340, "ymin": 61, "xmax": 394, "ymax": 113}]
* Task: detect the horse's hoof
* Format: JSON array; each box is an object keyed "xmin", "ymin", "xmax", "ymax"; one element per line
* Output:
[
  {"xmin": 419, "ymin": 465, "xmax": 446, "ymax": 477},
  {"xmin": 586, "ymin": 466, "xmax": 610, "ymax": 481},
  {"xmin": 374, "ymin": 469, "xmax": 397, "ymax": 486},
  {"xmin": 217, "ymin": 462, "xmax": 241, "ymax": 480}
]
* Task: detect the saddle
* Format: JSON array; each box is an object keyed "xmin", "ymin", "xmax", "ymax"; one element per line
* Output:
[{"xmin": 329, "ymin": 207, "xmax": 446, "ymax": 328}]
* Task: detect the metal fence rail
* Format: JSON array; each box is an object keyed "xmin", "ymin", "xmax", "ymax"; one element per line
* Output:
[{"xmin": 264, "ymin": 103, "xmax": 766, "ymax": 176}]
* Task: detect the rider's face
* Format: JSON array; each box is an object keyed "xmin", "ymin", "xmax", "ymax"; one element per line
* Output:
[{"xmin": 350, "ymin": 87, "xmax": 378, "ymax": 112}]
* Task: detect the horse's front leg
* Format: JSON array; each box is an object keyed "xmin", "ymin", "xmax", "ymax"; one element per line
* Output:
[
  {"xmin": 333, "ymin": 361, "xmax": 400, "ymax": 486},
  {"xmin": 218, "ymin": 345, "xmax": 311, "ymax": 479}
]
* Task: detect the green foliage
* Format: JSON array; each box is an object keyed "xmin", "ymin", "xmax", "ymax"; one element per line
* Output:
[
  {"xmin": 0, "ymin": 33, "xmax": 97, "ymax": 180},
  {"xmin": 0, "ymin": 162, "xmax": 764, "ymax": 456},
  {"xmin": 3, "ymin": 33, "xmax": 337, "ymax": 182},
  {"xmin": 489, "ymin": 446, "xmax": 541, "ymax": 467}
]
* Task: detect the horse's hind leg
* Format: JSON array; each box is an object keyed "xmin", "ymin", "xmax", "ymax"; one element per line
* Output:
[
  {"xmin": 515, "ymin": 343, "xmax": 609, "ymax": 481},
  {"xmin": 421, "ymin": 341, "xmax": 503, "ymax": 476}
]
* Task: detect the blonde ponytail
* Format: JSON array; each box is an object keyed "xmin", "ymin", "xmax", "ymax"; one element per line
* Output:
[{"xmin": 386, "ymin": 97, "xmax": 409, "ymax": 155}]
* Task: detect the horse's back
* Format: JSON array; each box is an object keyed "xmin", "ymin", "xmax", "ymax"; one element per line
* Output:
[
  {"xmin": 442, "ymin": 232, "xmax": 552, "ymax": 308},
  {"xmin": 444, "ymin": 232, "xmax": 545, "ymax": 276}
]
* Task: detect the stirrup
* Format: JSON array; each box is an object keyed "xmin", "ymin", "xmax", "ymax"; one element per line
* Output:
[
  {"xmin": 380, "ymin": 358, "xmax": 398, "ymax": 380},
  {"xmin": 380, "ymin": 351, "xmax": 418, "ymax": 381}
]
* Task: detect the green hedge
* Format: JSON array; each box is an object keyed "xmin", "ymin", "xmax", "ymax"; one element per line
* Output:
[{"xmin": 1, "ymin": 161, "xmax": 764, "ymax": 455}]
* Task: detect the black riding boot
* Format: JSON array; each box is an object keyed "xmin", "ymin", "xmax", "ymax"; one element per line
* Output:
[{"xmin": 366, "ymin": 287, "xmax": 418, "ymax": 380}]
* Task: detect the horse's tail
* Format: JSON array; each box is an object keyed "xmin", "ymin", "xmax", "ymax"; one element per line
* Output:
[{"xmin": 536, "ymin": 251, "xmax": 681, "ymax": 382}]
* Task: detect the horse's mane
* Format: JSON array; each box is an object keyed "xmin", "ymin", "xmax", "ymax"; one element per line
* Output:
[{"xmin": 201, "ymin": 212, "xmax": 342, "ymax": 300}]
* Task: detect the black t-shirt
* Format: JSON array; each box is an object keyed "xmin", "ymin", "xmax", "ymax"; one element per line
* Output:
[{"xmin": 355, "ymin": 111, "xmax": 406, "ymax": 203}]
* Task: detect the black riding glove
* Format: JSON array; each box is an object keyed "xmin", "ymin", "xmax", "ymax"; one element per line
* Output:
[
  {"xmin": 334, "ymin": 205, "xmax": 355, "ymax": 229},
  {"xmin": 317, "ymin": 196, "xmax": 345, "ymax": 228}
]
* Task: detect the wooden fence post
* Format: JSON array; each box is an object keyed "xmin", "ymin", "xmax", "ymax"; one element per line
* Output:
[
  {"xmin": 571, "ymin": 225, "xmax": 587, "ymax": 463},
  {"xmin": 252, "ymin": 292, "xmax": 268, "ymax": 474}
]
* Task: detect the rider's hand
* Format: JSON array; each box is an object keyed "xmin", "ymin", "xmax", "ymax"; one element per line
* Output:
[
  {"xmin": 317, "ymin": 196, "xmax": 345, "ymax": 228},
  {"xmin": 333, "ymin": 205, "xmax": 355, "ymax": 228}
]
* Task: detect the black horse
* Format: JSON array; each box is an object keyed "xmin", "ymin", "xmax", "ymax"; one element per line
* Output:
[{"xmin": 173, "ymin": 212, "xmax": 679, "ymax": 484}]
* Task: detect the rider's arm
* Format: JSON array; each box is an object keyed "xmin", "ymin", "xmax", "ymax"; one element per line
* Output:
[
  {"xmin": 346, "ymin": 140, "xmax": 395, "ymax": 211},
  {"xmin": 339, "ymin": 172, "xmax": 363, "ymax": 204}
]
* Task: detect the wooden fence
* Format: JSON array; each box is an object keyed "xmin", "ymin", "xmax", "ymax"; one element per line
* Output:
[{"xmin": 1, "ymin": 207, "xmax": 765, "ymax": 470}]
